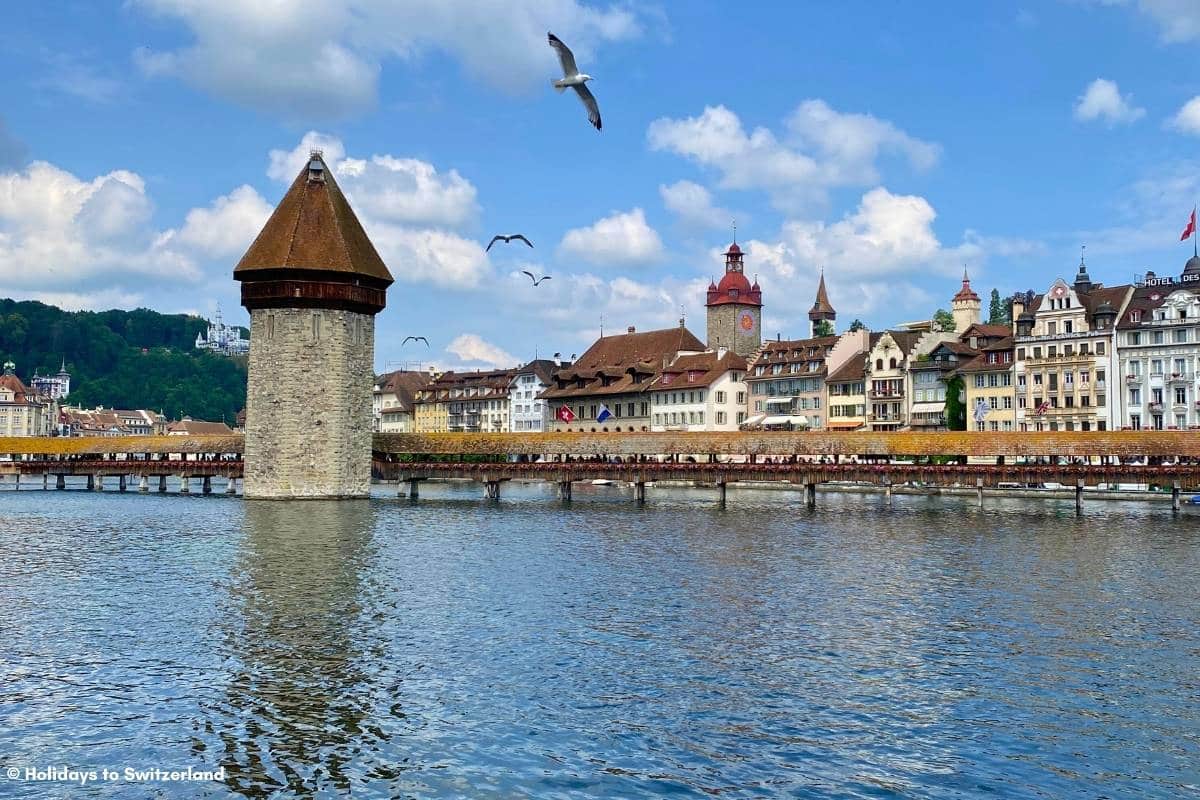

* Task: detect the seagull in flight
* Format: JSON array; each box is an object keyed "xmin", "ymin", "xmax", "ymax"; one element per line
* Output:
[
  {"xmin": 548, "ymin": 32, "xmax": 601, "ymax": 131},
  {"xmin": 486, "ymin": 233, "xmax": 533, "ymax": 252},
  {"xmin": 521, "ymin": 270, "xmax": 552, "ymax": 286},
  {"xmin": 402, "ymin": 336, "xmax": 429, "ymax": 346}
]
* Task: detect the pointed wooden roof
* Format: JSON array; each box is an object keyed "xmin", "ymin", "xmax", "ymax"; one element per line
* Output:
[
  {"xmin": 809, "ymin": 272, "xmax": 835, "ymax": 316},
  {"xmin": 234, "ymin": 152, "xmax": 393, "ymax": 285}
]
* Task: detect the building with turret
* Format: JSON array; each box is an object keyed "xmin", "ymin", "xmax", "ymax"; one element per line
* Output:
[
  {"xmin": 706, "ymin": 242, "xmax": 762, "ymax": 358},
  {"xmin": 234, "ymin": 151, "xmax": 393, "ymax": 498},
  {"xmin": 30, "ymin": 360, "xmax": 70, "ymax": 401},
  {"xmin": 195, "ymin": 305, "xmax": 249, "ymax": 356},
  {"xmin": 951, "ymin": 270, "xmax": 982, "ymax": 333}
]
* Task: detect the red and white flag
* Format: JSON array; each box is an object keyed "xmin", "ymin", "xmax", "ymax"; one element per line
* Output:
[
  {"xmin": 1182, "ymin": 208, "xmax": 1196, "ymax": 242},
  {"xmin": 556, "ymin": 405, "xmax": 576, "ymax": 422}
]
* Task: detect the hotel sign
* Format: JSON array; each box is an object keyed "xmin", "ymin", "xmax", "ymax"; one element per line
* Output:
[{"xmin": 1144, "ymin": 273, "xmax": 1200, "ymax": 287}]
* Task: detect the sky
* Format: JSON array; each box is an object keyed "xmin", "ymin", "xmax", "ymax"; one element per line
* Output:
[{"xmin": 4, "ymin": 1, "xmax": 1200, "ymax": 373}]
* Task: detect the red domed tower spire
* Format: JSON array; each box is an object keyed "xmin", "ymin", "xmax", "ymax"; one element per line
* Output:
[{"xmin": 706, "ymin": 239, "xmax": 762, "ymax": 357}]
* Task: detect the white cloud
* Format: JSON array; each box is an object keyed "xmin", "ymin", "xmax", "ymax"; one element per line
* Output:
[
  {"xmin": 659, "ymin": 180, "xmax": 732, "ymax": 229},
  {"xmin": 647, "ymin": 102, "xmax": 938, "ymax": 211},
  {"xmin": 446, "ymin": 333, "xmax": 518, "ymax": 368},
  {"xmin": 1169, "ymin": 96, "xmax": 1200, "ymax": 135},
  {"xmin": 369, "ymin": 226, "xmax": 490, "ymax": 288},
  {"xmin": 1084, "ymin": 0, "xmax": 1200, "ymax": 43},
  {"xmin": 558, "ymin": 208, "xmax": 665, "ymax": 266},
  {"xmin": 0, "ymin": 161, "xmax": 201, "ymax": 298},
  {"xmin": 173, "ymin": 185, "xmax": 273, "ymax": 257},
  {"xmin": 1074, "ymin": 78, "xmax": 1145, "ymax": 124},
  {"xmin": 131, "ymin": 0, "xmax": 643, "ymax": 119}
]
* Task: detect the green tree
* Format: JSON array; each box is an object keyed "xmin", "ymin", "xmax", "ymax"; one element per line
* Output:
[
  {"xmin": 987, "ymin": 288, "xmax": 1010, "ymax": 325},
  {"xmin": 943, "ymin": 375, "xmax": 966, "ymax": 430},
  {"xmin": 932, "ymin": 308, "xmax": 955, "ymax": 332},
  {"xmin": 813, "ymin": 319, "xmax": 835, "ymax": 336},
  {"xmin": 848, "ymin": 318, "xmax": 865, "ymax": 332}
]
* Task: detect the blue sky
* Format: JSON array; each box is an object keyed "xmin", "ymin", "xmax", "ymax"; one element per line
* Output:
[{"xmin": 4, "ymin": 1, "xmax": 1200, "ymax": 371}]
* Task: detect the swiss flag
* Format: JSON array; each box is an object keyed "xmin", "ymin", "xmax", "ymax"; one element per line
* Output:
[
  {"xmin": 1182, "ymin": 208, "xmax": 1196, "ymax": 242},
  {"xmin": 556, "ymin": 405, "xmax": 576, "ymax": 422}
]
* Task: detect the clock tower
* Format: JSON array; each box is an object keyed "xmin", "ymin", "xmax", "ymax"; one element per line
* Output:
[{"xmin": 706, "ymin": 242, "xmax": 762, "ymax": 357}]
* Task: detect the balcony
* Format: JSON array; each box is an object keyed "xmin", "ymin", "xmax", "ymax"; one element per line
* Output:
[
  {"xmin": 1169, "ymin": 372, "xmax": 1193, "ymax": 384},
  {"xmin": 1149, "ymin": 402, "xmax": 1164, "ymax": 413},
  {"xmin": 1125, "ymin": 374, "xmax": 1142, "ymax": 384},
  {"xmin": 868, "ymin": 388, "xmax": 904, "ymax": 400}
]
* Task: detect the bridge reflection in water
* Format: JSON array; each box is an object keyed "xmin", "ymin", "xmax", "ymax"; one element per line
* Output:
[{"xmin": 2, "ymin": 432, "xmax": 1198, "ymax": 511}]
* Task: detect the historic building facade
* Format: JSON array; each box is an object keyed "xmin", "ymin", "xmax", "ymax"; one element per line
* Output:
[
  {"xmin": 0, "ymin": 362, "xmax": 55, "ymax": 437},
  {"xmin": 1115, "ymin": 257, "xmax": 1200, "ymax": 430},
  {"xmin": 705, "ymin": 243, "xmax": 762, "ymax": 358},
  {"xmin": 373, "ymin": 370, "xmax": 430, "ymax": 433},
  {"xmin": 235, "ymin": 151, "xmax": 393, "ymax": 498},
  {"xmin": 746, "ymin": 335, "xmax": 838, "ymax": 429},
  {"xmin": 865, "ymin": 331, "xmax": 923, "ymax": 431},
  {"xmin": 649, "ymin": 349, "xmax": 748, "ymax": 431},
  {"xmin": 509, "ymin": 359, "xmax": 562, "ymax": 432},
  {"xmin": 1012, "ymin": 261, "xmax": 1129, "ymax": 432}
]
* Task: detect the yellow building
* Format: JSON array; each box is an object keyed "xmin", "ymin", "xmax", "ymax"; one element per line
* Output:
[
  {"xmin": 0, "ymin": 362, "xmax": 55, "ymax": 437},
  {"xmin": 413, "ymin": 384, "xmax": 450, "ymax": 433},
  {"xmin": 825, "ymin": 355, "xmax": 867, "ymax": 430},
  {"xmin": 957, "ymin": 337, "xmax": 1016, "ymax": 432}
]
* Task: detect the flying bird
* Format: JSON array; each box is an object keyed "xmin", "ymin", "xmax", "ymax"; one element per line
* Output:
[
  {"xmin": 402, "ymin": 336, "xmax": 429, "ymax": 347},
  {"xmin": 486, "ymin": 233, "xmax": 533, "ymax": 252},
  {"xmin": 548, "ymin": 32, "xmax": 601, "ymax": 131},
  {"xmin": 521, "ymin": 270, "xmax": 553, "ymax": 286}
]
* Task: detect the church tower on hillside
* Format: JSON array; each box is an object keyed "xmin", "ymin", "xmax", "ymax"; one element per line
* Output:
[
  {"xmin": 951, "ymin": 269, "xmax": 982, "ymax": 333},
  {"xmin": 706, "ymin": 242, "xmax": 762, "ymax": 357},
  {"xmin": 808, "ymin": 271, "xmax": 836, "ymax": 336},
  {"xmin": 235, "ymin": 151, "xmax": 394, "ymax": 499}
]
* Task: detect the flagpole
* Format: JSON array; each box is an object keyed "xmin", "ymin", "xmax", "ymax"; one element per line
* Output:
[{"xmin": 1194, "ymin": 205, "xmax": 1197, "ymax": 257}]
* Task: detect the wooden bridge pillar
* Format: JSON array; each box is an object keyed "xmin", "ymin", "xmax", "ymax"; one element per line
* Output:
[
  {"xmin": 976, "ymin": 478, "xmax": 984, "ymax": 508},
  {"xmin": 139, "ymin": 475, "xmax": 149, "ymax": 493},
  {"xmin": 883, "ymin": 479, "xmax": 892, "ymax": 506},
  {"xmin": 56, "ymin": 474, "xmax": 65, "ymax": 490},
  {"xmin": 408, "ymin": 478, "xmax": 420, "ymax": 500},
  {"xmin": 558, "ymin": 481, "xmax": 572, "ymax": 501},
  {"xmin": 635, "ymin": 481, "xmax": 646, "ymax": 505},
  {"xmin": 1075, "ymin": 479, "xmax": 1084, "ymax": 515},
  {"xmin": 180, "ymin": 476, "xmax": 190, "ymax": 494},
  {"xmin": 484, "ymin": 480, "xmax": 501, "ymax": 500},
  {"xmin": 202, "ymin": 476, "xmax": 212, "ymax": 495},
  {"xmin": 42, "ymin": 472, "xmax": 48, "ymax": 490},
  {"xmin": 226, "ymin": 477, "xmax": 238, "ymax": 494},
  {"xmin": 118, "ymin": 475, "xmax": 127, "ymax": 493},
  {"xmin": 1172, "ymin": 481, "xmax": 1181, "ymax": 512},
  {"xmin": 158, "ymin": 475, "xmax": 167, "ymax": 493},
  {"xmin": 805, "ymin": 482, "xmax": 816, "ymax": 510},
  {"xmin": 90, "ymin": 474, "xmax": 99, "ymax": 491}
]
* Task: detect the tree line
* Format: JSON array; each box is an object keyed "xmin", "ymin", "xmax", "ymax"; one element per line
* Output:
[{"xmin": 0, "ymin": 299, "xmax": 247, "ymax": 423}]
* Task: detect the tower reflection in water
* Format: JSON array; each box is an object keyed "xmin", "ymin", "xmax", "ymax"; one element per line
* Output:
[{"xmin": 212, "ymin": 500, "xmax": 400, "ymax": 798}]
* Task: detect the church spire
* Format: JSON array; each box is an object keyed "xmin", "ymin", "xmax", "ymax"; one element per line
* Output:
[{"xmin": 808, "ymin": 268, "xmax": 836, "ymax": 336}]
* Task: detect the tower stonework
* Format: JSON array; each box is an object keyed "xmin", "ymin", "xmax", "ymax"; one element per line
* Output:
[
  {"xmin": 705, "ymin": 243, "xmax": 762, "ymax": 357},
  {"xmin": 235, "ymin": 152, "xmax": 394, "ymax": 499},
  {"xmin": 951, "ymin": 269, "xmax": 982, "ymax": 333}
]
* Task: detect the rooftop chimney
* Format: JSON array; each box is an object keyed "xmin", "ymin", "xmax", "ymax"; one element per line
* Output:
[
  {"xmin": 553, "ymin": 351, "xmax": 562, "ymax": 367},
  {"xmin": 627, "ymin": 326, "xmax": 636, "ymax": 334}
]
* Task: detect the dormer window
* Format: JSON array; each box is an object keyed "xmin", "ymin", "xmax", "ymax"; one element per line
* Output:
[{"xmin": 1130, "ymin": 310, "xmax": 1142, "ymax": 323}]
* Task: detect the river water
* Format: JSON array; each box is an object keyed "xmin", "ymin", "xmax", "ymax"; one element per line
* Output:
[{"xmin": 0, "ymin": 483, "xmax": 1197, "ymax": 799}]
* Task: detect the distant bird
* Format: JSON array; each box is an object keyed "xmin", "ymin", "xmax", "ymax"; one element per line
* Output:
[
  {"xmin": 521, "ymin": 270, "xmax": 553, "ymax": 286},
  {"xmin": 402, "ymin": 336, "xmax": 429, "ymax": 347},
  {"xmin": 548, "ymin": 32, "xmax": 601, "ymax": 131},
  {"xmin": 486, "ymin": 233, "xmax": 533, "ymax": 252}
]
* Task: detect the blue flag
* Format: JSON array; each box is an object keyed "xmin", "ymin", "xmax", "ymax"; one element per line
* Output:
[{"xmin": 596, "ymin": 404, "xmax": 612, "ymax": 422}]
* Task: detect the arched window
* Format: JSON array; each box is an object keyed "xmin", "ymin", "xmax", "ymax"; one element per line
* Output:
[
  {"xmin": 876, "ymin": 359, "xmax": 883, "ymax": 370},
  {"xmin": 889, "ymin": 357, "xmax": 898, "ymax": 369}
]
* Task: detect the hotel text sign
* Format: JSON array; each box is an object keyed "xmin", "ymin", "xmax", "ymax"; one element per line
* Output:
[{"xmin": 1145, "ymin": 273, "xmax": 1200, "ymax": 287}]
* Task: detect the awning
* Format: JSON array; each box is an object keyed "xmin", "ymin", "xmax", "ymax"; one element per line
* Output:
[
  {"xmin": 762, "ymin": 414, "xmax": 807, "ymax": 426},
  {"xmin": 826, "ymin": 421, "xmax": 863, "ymax": 430},
  {"xmin": 909, "ymin": 402, "xmax": 946, "ymax": 413},
  {"xmin": 741, "ymin": 413, "xmax": 767, "ymax": 428},
  {"xmin": 764, "ymin": 397, "xmax": 794, "ymax": 407}
]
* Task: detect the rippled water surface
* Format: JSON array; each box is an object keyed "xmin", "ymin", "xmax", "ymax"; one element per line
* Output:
[{"xmin": 1, "ymin": 483, "xmax": 1199, "ymax": 798}]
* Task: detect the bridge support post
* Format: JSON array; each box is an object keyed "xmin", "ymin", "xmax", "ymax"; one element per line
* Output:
[
  {"xmin": 976, "ymin": 478, "xmax": 984, "ymax": 509},
  {"xmin": 1075, "ymin": 480, "xmax": 1084, "ymax": 515},
  {"xmin": 91, "ymin": 475, "xmax": 100, "ymax": 491},
  {"xmin": 805, "ymin": 482, "xmax": 816, "ymax": 510},
  {"xmin": 1172, "ymin": 481, "xmax": 1181, "ymax": 512},
  {"xmin": 883, "ymin": 480, "xmax": 892, "ymax": 506},
  {"xmin": 118, "ymin": 475, "xmax": 127, "ymax": 493},
  {"xmin": 56, "ymin": 474, "xmax": 65, "ymax": 490},
  {"xmin": 157, "ymin": 475, "xmax": 167, "ymax": 493},
  {"xmin": 558, "ymin": 481, "xmax": 572, "ymax": 502},
  {"xmin": 635, "ymin": 481, "xmax": 646, "ymax": 505},
  {"xmin": 484, "ymin": 480, "xmax": 500, "ymax": 501},
  {"xmin": 139, "ymin": 475, "xmax": 148, "ymax": 493},
  {"xmin": 180, "ymin": 476, "xmax": 190, "ymax": 495},
  {"xmin": 408, "ymin": 478, "xmax": 420, "ymax": 500},
  {"xmin": 226, "ymin": 477, "xmax": 237, "ymax": 495},
  {"xmin": 11, "ymin": 473, "xmax": 18, "ymax": 491},
  {"xmin": 42, "ymin": 473, "xmax": 48, "ymax": 490},
  {"xmin": 718, "ymin": 481, "xmax": 727, "ymax": 509},
  {"xmin": 202, "ymin": 476, "xmax": 212, "ymax": 495}
]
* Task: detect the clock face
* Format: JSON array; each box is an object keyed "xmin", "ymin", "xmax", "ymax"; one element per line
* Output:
[{"xmin": 739, "ymin": 311, "xmax": 755, "ymax": 331}]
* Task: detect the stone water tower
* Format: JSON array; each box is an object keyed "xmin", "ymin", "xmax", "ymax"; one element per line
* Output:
[{"xmin": 235, "ymin": 151, "xmax": 394, "ymax": 498}]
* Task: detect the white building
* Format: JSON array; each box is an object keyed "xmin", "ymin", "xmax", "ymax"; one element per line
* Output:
[
  {"xmin": 509, "ymin": 358, "xmax": 562, "ymax": 432},
  {"xmin": 649, "ymin": 348, "xmax": 748, "ymax": 431},
  {"xmin": 373, "ymin": 370, "xmax": 431, "ymax": 433},
  {"xmin": 0, "ymin": 362, "xmax": 55, "ymax": 436},
  {"xmin": 30, "ymin": 360, "xmax": 70, "ymax": 400},
  {"xmin": 1116, "ymin": 262, "xmax": 1200, "ymax": 430},
  {"xmin": 195, "ymin": 305, "xmax": 249, "ymax": 356}
]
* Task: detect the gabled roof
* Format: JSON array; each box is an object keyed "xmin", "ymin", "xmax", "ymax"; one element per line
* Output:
[
  {"xmin": 749, "ymin": 335, "xmax": 839, "ymax": 370},
  {"xmin": 826, "ymin": 357, "xmax": 865, "ymax": 384},
  {"xmin": 514, "ymin": 359, "xmax": 564, "ymax": 386},
  {"xmin": 541, "ymin": 326, "xmax": 705, "ymax": 399},
  {"xmin": 961, "ymin": 323, "xmax": 1011, "ymax": 339},
  {"xmin": 234, "ymin": 152, "xmax": 394, "ymax": 285},
  {"xmin": 809, "ymin": 273, "xmax": 835, "ymax": 316},
  {"xmin": 650, "ymin": 350, "xmax": 748, "ymax": 390},
  {"xmin": 375, "ymin": 370, "xmax": 431, "ymax": 412}
]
